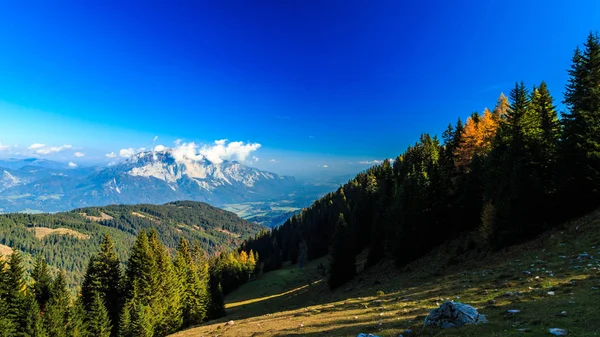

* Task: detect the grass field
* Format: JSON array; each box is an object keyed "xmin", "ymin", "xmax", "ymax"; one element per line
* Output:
[{"xmin": 172, "ymin": 210, "xmax": 600, "ymax": 337}]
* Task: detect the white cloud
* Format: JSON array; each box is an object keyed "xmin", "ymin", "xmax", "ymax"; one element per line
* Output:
[
  {"xmin": 68, "ymin": 162, "xmax": 77, "ymax": 167},
  {"xmin": 199, "ymin": 139, "xmax": 261, "ymax": 164},
  {"xmin": 269, "ymin": 159, "xmax": 279, "ymax": 163},
  {"xmin": 74, "ymin": 152, "xmax": 85, "ymax": 157},
  {"xmin": 0, "ymin": 144, "xmax": 10, "ymax": 152},
  {"xmin": 119, "ymin": 148, "xmax": 136, "ymax": 158},
  {"xmin": 171, "ymin": 142, "xmax": 204, "ymax": 162},
  {"xmin": 36, "ymin": 144, "xmax": 72, "ymax": 155},
  {"xmin": 174, "ymin": 139, "xmax": 183, "ymax": 146},
  {"xmin": 153, "ymin": 136, "xmax": 159, "ymax": 142},
  {"xmin": 28, "ymin": 143, "xmax": 46, "ymax": 149},
  {"xmin": 359, "ymin": 160, "xmax": 383, "ymax": 165},
  {"xmin": 322, "ymin": 164, "xmax": 328, "ymax": 168},
  {"xmin": 114, "ymin": 139, "xmax": 262, "ymax": 164}
]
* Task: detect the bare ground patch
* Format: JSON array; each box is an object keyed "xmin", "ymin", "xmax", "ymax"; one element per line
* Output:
[
  {"xmin": 79, "ymin": 212, "xmax": 114, "ymax": 221},
  {"xmin": 29, "ymin": 227, "xmax": 90, "ymax": 240}
]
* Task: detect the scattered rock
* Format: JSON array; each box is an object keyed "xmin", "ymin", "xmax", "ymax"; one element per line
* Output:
[
  {"xmin": 225, "ymin": 320, "xmax": 234, "ymax": 326},
  {"xmin": 424, "ymin": 302, "xmax": 487, "ymax": 328},
  {"xmin": 549, "ymin": 328, "xmax": 568, "ymax": 335},
  {"xmin": 547, "ymin": 291, "xmax": 555, "ymax": 296}
]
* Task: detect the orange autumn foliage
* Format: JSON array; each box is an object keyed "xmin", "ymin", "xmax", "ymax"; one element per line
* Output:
[{"xmin": 456, "ymin": 108, "xmax": 499, "ymax": 168}]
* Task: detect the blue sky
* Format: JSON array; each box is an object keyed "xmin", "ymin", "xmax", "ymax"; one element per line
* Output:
[{"xmin": 0, "ymin": 1, "xmax": 599, "ymax": 177}]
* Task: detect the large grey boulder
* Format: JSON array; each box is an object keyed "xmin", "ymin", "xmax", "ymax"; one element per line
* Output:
[{"xmin": 424, "ymin": 301, "xmax": 487, "ymax": 328}]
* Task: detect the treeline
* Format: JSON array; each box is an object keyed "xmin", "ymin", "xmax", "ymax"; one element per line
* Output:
[
  {"xmin": 241, "ymin": 33, "xmax": 600, "ymax": 288},
  {"xmin": 0, "ymin": 231, "xmax": 258, "ymax": 337}
]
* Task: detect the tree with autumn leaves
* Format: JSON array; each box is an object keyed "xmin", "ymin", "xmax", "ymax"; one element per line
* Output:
[{"xmin": 241, "ymin": 32, "xmax": 600, "ymax": 289}]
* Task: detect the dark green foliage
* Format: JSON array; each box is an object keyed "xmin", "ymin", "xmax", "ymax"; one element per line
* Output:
[
  {"xmin": 30, "ymin": 256, "xmax": 51, "ymax": 312},
  {"xmin": 560, "ymin": 32, "xmax": 600, "ymax": 216},
  {"xmin": 43, "ymin": 272, "xmax": 70, "ymax": 337},
  {"xmin": 84, "ymin": 293, "xmax": 111, "ymax": 337},
  {"xmin": 0, "ymin": 201, "xmax": 264, "ymax": 288},
  {"xmin": 21, "ymin": 293, "xmax": 46, "ymax": 337},
  {"xmin": 328, "ymin": 214, "xmax": 356, "ymax": 289},
  {"xmin": 241, "ymin": 33, "xmax": 600, "ymax": 289},
  {"xmin": 81, "ymin": 235, "xmax": 122, "ymax": 336}
]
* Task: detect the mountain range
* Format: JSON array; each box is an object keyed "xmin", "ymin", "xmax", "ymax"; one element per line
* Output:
[{"xmin": 0, "ymin": 150, "xmax": 301, "ymax": 214}]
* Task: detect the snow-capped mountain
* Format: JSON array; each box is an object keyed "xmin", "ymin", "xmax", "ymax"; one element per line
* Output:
[{"xmin": 0, "ymin": 151, "xmax": 297, "ymax": 213}]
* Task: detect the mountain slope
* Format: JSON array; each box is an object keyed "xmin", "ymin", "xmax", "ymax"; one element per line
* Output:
[
  {"xmin": 0, "ymin": 150, "xmax": 298, "ymax": 212},
  {"xmin": 172, "ymin": 209, "xmax": 600, "ymax": 337},
  {"xmin": 0, "ymin": 201, "xmax": 265, "ymax": 288}
]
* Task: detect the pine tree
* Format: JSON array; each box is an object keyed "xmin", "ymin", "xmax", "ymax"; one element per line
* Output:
[
  {"xmin": 43, "ymin": 272, "xmax": 70, "ymax": 337},
  {"xmin": 84, "ymin": 293, "xmax": 111, "ymax": 337},
  {"xmin": 81, "ymin": 235, "xmax": 122, "ymax": 336},
  {"xmin": 66, "ymin": 299, "xmax": 86, "ymax": 337},
  {"xmin": 560, "ymin": 32, "xmax": 600, "ymax": 215},
  {"xmin": 0, "ymin": 255, "xmax": 16, "ymax": 337},
  {"xmin": 5, "ymin": 252, "xmax": 26, "ymax": 332},
  {"xmin": 21, "ymin": 292, "xmax": 47, "ymax": 337},
  {"xmin": 328, "ymin": 214, "xmax": 356, "ymax": 289},
  {"xmin": 30, "ymin": 256, "xmax": 52, "ymax": 312},
  {"xmin": 148, "ymin": 230, "xmax": 182, "ymax": 335},
  {"xmin": 207, "ymin": 278, "xmax": 225, "ymax": 319},
  {"xmin": 174, "ymin": 238, "xmax": 208, "ymax": 327}
]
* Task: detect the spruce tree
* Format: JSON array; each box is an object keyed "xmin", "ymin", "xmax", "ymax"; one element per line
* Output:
[
  {"xmin": 328, "ymin": 214, "xmax": 356, "ymax": 289},
  {"xmin": 207, "ymin": 278, "xmax": 225, "ymax": 319},
  {"xmin": 21, "ymin": 293, "xmax": 47, "ymax": 337},
  {"xmin": 0, "ymin": 255, "xmax": 16, "ymax": 337},
  {"xmin": 560, "ymin": 32, "xmax": 600, "ymax": 215},
  {"xmin": 84, "ymin": 293, "xmax": 111, "ymax": 337},
  {"xmin": 6, "ymin": 252, "xmax": 26, "ymax": 332},
  {"xmin": 66, "ymin": 299, "xmax": 86, "ymax": 337},
  {"xmin": 43, "ymin": 272, "xmax": 70, "ymax": 337},
  {"xmin": 30, "ymin": 256, "xmax": 52, "ymax": 312},
  {"xmin": 148, "ymin": 230, "xmax": 182, "ymax": 335},
  {"xmin": 81, "ymin": 234, "xmax": 122, "ymax": 336},
  {"xmin": 174, "ymin": 238, "xmax": 207, "ymax": 327}
]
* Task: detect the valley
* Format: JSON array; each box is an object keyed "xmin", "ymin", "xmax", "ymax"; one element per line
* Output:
[{"xmin": 0, "ymin": 201, "xmax": 264, "ymax": 288}]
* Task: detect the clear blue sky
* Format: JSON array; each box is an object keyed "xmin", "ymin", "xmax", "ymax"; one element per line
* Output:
[{"xmin": 0, "ymin": 1, "xmax": 599, "ymax": 176}]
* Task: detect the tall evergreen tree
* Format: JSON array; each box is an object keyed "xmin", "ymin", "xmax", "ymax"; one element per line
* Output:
[
  {"xmin": 560, "ymin": 32, "xmax": 600, "ymax": 215},
  {"xmin": 0, "ymin": 255, "xmax": 16, "ymax": 337},
  {"xmin": 5, "ymin": 252, "xmax": 26, "ymax": 332},
  {"xmin": 43, "ymin": 272, "xmax": 70, "ymax": 337},
  {"xmin": 30, "ymin": 256, "xmax": 52, "ymax": 313},
  {"xmin": 174, "ymin": 238, "xmax": 208, "ymax": 327},
  {"xmin": 81, "ymin": 235, "xmax": 122, "ymax": 336},
  {"xmin": 148, "ymin": 230, "xmax": 182, "ymax": 335},
  {"xmin": 21, "ymin": 293, "xmax": 47, "ymax": 337},
  {"xmin": 328, "ymin": 214, "xmax": 355, "ymax": 289},
  {"xmin": 84, "ymin": 293, "xmax": 111, "ymax": 337}
]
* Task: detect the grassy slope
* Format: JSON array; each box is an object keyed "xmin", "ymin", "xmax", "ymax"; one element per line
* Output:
[{"xmin": 172, "ymin": 210, "xmax": 600, "ymax": 337}]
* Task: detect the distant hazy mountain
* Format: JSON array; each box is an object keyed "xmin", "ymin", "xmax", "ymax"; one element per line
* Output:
[{"xmin": 0, "ymin": 150, "xmax": 298, "ymax": 213}]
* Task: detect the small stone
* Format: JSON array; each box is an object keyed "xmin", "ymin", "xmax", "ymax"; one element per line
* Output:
[
  {"xmin": 298, "ymin": 323, "xmax": 304, "ymax": 328},
  {"xmin": 547, "ymin": 291, "xmax": 555, "ymax": 296},
  {"xmin": 559, "ymin": 311, "xmax": 567, "ymax": 317},
  {"xmin": 549, "ymin": 328, "xmax": 568, "ymax": 335},
  {"xmin": 225, "ymin": 320, "xmax": 234, "ymax": 326}
]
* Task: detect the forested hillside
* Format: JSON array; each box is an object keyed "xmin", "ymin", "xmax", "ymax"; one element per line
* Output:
[
  {"xmin": 0, "ymin": 201, "xmax": 264, "ymax": 288},
  {"xmin": 241, "ymin": 33, "xmax": 600, "ymax": 289}
]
